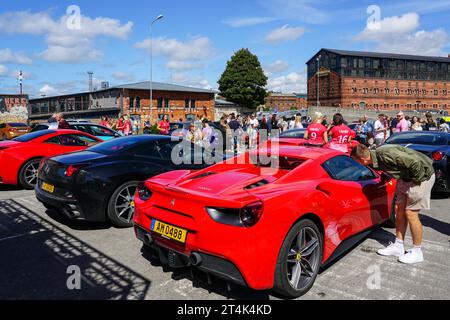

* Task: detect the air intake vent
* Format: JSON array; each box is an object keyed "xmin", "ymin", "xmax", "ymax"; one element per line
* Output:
[
  {"xmin": 190, "ymin": 172, "xmax": 217, "ymax": 180},
  {"xmin": 245, "ymin": 180, "xmax": 269, "ymax": 190}
]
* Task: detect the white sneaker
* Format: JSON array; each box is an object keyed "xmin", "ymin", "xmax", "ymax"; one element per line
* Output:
[
  {"xmin": 377, "ymin": 242, "xmax": 405, "ymax": 257},
  {"xmin": 399, "ymin": 249, "xmax": 424, "ymax": 265}
]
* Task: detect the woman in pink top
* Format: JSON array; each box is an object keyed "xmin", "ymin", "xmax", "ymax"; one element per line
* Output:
[
  {"xmin": 328, "ymin": 113, "xmax": 352, "ymax": 153},
  {"xmin": 304, "ymin": 112, "xmax": 328, "ymax": 146},
  {"xmin": 157, "ymin": 115, "xmax": 170, "ymax": 135}
]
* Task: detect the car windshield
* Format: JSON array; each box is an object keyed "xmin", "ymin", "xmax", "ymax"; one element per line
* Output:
[
  {"xmin": 386, "ymin": 133, "xmax": 448, "ymax": 146},
  {"xmin": 12, "ymin": 130, "xmax": 55, "ymax": 142},
  {"xmin": 87, "ymin": 136, "xmax": 144, "ymax": 155}
]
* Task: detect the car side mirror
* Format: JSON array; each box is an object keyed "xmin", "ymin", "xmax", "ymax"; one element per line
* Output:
[{"xmin": 380, "ymin": 172, "xmax": 393, "ymax": 183}]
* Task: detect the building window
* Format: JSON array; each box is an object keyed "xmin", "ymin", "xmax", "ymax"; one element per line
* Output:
[
  {"xmin": 385, "ymin": 88, "xmax": 390, "ymax": 95},
  {"xmin": 164, "ymin": 98, "xmax": 170, "ymax": 109},
  {"xmin": 434, "ymin": 90, "xmax": 439, "ymax": 95},
  {"xmin": 135, "ymin": 96, "xmax": 141, "ymax": 109},
  {"xmin": 363, "ymin": 88, "xmax": 369, "ymax": 94},
  {"xmin": 157, "ymin": 97, "xmax": 163, "ymax": 109},
  {"xmin": 374, "ymin": 88, "xmax": 380, "ymax": 94},
  {"xmin": 394, "ymin": 88, "xmax": 400, "ymax": 95},
  {"xmin": 443, "ymin": 90, "xmax": 447, "ymax": 96},
  {"xmin": 190, "ymin": 100, "xmax": 196, "ymax": 109},
  {"xmin": 185, "ymin": 99, "xmax": 190, "ymax": 109},
  {"xmin": 422, "ymin": 89, "xmax": 427, "ymax": 95}
]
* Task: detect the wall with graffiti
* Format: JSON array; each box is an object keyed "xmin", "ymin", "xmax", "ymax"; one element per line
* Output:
[{"xmin": 0, "ymin": 95, "xmax": 29, "ymax": 123}]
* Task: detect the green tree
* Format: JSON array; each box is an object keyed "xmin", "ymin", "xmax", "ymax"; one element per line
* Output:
[{"xmin": 218, "ymin": 48, "xmax": 268, "ymax": 109}]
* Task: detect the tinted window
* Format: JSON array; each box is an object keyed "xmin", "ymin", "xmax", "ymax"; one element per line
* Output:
[
  {"xmin": 0, "ymin": 124, "xmax": 5, "ymax": 129},
  {"xmin": 13, "ymin": 130, "xmax": 56, "ymax": 142},
  {"xmin": 89, "ymin": 125, "xmax": 115, "ymax": 137},
  {"xmin": 71, "ymin": 124, "xmax": 90, "ymax": 133},
  {"xmin": 30, "ymin": 125, "xmax": 49, "ymax": 132},
  {"xmin": 8, "ymin": 123, "xmax": 28, "ymax": 127},
  {"xmin": 45, "ymin": 136, "xmax": 62, "ymax": 145},
  {"xmin": 386, "ymin": 133, "xmax": 447, "ymax": 145},
  {"xmin": 323, "ymin": 156, "xmax": 377, "ymax": 181},
  {"xmin": 87, "ymin": 137, "xmax": 143, "ymax": 155},
  {"xmin": 134, "ymin": 141, "xmax": 163, "ymax": 159},
  {"xmin": 58, "ymin": 134, "xmax": 90, "ymax": 147},
  {"xmin": 280, "ymin": 129, "xmax": 306, "ymax": 138}
]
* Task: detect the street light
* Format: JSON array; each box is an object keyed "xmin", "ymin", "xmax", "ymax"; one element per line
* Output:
[
  {"xmin": 316, "ymin": 55, "xmax": 321, "ymax": 108},
  {"xmin": 150, "ymin": 14, "xmax": 164, "ymax": 123}
]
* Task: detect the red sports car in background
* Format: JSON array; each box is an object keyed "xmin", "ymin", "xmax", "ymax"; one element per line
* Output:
[
  {"xmin": 0, "ymin": 130, "xmax": 101, "ymax": 189},
  {"xmin": 133, "ymin": 146, "xmax": 397, "ymax": 298}
]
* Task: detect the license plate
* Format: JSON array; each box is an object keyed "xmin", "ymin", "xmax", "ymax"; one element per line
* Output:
[
  {"xmin": 42, "ymin": 182, "xmax": 55, "ymax": 194},
  {"xmin": 151, "ymin": 219, "xmax": 188, "ymax": 244}
]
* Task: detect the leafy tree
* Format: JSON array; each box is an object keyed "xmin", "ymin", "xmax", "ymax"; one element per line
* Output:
[{"xmin": 218, "ymin": 48, "xmax": 268, "ymax": 110}]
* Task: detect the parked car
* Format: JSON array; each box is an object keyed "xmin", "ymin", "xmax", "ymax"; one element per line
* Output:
[
  {"xmin": 36, "ymin": 135, "xmax": 225, "ymax": 228},
  {"xmin": 0, "ymin": 122, "xmax": 31, "ymax": 140},
  {"xmin": 0, "ymin": 130, "xmax": 101, "ymax": 189},
  {"xmin": 385, "ymin": 131, "xmax": 450, "ymax": 193},
  {"xmin": 31, "ymin": 121, "xmax": 122, "ymax": 141},
  {"xmin": 133, "ymin": 146, "xmax": 397, "ymax": 298}
]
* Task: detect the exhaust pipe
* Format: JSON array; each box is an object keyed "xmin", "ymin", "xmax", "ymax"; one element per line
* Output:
[
  {"xmin": 144, "ymin": 234, "xmax": 154, "ymax": 246},
  {"xmin": 190, "ymin": 252, "xmax": 203, "ymax": 266}
]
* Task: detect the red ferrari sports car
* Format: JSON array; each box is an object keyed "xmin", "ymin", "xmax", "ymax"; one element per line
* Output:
[
  {"xmin": 0, "ymin": 130, "xmax": 101, "ymax": 189},
  {"xmin": 133, "ymin": 146, "xmax": 397, "ymax": 298}
]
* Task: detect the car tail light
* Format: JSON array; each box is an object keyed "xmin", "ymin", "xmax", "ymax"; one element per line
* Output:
[
  {"xmin": 432, "ymin": 152, "xmax": 444, "ymax": 161},
  {"xmin": 240, "ymin": 201, "xmax": 264, "ymax": 227},
  {"xmin": 206, "ymin": 201, "xmax": 264, "ymax": 228},
  {"xmin": 137, "ymin": 183, "xmax": 152, "ymax": 201},
  {"xmin": 65, "ymin": 164, "xmax": 89, "ymax": 177}
]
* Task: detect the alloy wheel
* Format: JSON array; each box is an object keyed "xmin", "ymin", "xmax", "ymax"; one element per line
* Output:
[
  {"xmin": 24, "ymin": 162, "xmax": 39, "ymax": 187},
  {"xmin": 114, "ymin": 184, "xmax": 138, "ymax": 224},
  {"xmin": 286, "ymin": 226, "xmax": 321, "ymax": 291}
]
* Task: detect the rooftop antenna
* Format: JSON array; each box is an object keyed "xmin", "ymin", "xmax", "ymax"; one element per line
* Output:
[{"xmin": 87, "ymin": 71, "xmax": 94, "ymax": 92}]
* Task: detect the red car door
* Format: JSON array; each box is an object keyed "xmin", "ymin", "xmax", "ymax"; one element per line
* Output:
[{"xmin": 319, "ymin": 156, "xmax": 385, "ymax": 241}]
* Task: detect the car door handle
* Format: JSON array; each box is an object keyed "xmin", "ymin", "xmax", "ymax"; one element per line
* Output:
[{"xmin": 316, "ymin": 184, "xmax": 332, "ymax": 197}]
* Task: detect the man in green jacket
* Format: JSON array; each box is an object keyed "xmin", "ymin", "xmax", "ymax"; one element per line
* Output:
[{"xmin": 351, "ymin": 144, "xmax": 435, "ymax": 264}]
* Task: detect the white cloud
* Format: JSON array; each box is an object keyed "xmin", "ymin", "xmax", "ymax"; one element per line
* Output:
[
  {"xmin": 264, "ymin": 60, "xmax": 289, "ymax": 75},
  {"xmin": 261, "ymin": 0, "xmax": 329, "ymax": 24},
  {"xmin": 0, "ymin": 10, "xmax": 133, "ymax": 63},
  {"xmin": 39, "ymin": 84, "xmax": 58, "ymax": 96},
  {"xmin": 265, "ymin": 25, "xmax": 306, "ymax": 44},
  {"xmin": 135, "ymin": 36, "xmax": 215, "ymax": 72},
  {"xmin": 0, "ymin": 64, "xmax": 7, "ymax": 76},
  {"xmin": 170, "ymin": 72, "xmax": 213, "ymax": 90},
  {"xmin": 0, "ymin": 49, "xmax": 32, "ymax": 65},
  {"xmin": 355, "ymin": 12, "xmax": 449, "ymax": 56},
  {"xmin": 223, "ymin": 17, "xmax": 277, "ymax": 28},
  {"xmin": 356, "ymin": 12, "xmax": 419, "ymax": 41},
  {"xmin": 267, "ymin": 70, "xmax": 307, "ymax": 93}
]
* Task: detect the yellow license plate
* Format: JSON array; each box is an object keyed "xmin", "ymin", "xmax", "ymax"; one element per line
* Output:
[
  {"xmin": 151, "ymin": 220, "xmax": 188, "ymax": 244},
  {"xmin": 42, "ymin": 182, "xmax": 55, "ymax": 194}
]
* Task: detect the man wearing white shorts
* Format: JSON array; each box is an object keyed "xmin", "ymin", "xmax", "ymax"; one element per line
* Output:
[{"xmin": 351, "ymin": 144, "xmax": 435, "ymax": 264}]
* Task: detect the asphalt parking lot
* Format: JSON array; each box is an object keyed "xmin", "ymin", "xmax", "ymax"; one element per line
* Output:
[{"xmin": 0, "ymin": 186, "xmax": 449, "ymax": 300}]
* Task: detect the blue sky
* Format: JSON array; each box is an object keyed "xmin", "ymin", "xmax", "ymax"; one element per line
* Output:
[{"xmin": 0, "ymin": 0, "xmax": 449, "ymax": 98}]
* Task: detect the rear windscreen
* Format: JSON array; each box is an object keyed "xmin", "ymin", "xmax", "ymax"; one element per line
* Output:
[{"xmin": 13, "ymin": 130, "xmax": 55, "ymax": 142}]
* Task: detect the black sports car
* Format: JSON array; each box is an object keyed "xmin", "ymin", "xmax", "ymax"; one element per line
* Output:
[
  {"xmin": 35, "ymin": 135, "xmax": 222, "ymax": 227},
  {"xmin": 385, "ymin": 131, "xmax": 450, "ymax": 193}
]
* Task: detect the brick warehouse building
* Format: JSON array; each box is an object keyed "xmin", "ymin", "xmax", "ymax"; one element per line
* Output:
[
  {"xmin": 28, "ymin": 81, "xmax": 215, "ymax": 123},
  {"xmin": 265, "ymin": 93, "xmax": 307, "ymax": 112},
  {"xmin": 307, "ymin": 49, "xmax": 450, "ymax": 111}
]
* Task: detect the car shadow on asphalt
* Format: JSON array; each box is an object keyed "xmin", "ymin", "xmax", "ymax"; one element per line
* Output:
[
  {"xmin": 0, "ymin": 185, "xmax": 24, "ymax": 192},
  {"xmin": 420, "ymin": 214, "xmax": 450, "ymax": 237},
  {"xmin": 140, "ymin": 245, "xmax": 273, "ymax": 300},
  {"xmin": 0, "ymin": 199, "xmax": 151, "ymax": 300},
  {"xmin": 44, "ymin": 208, "xmax": 112, "ymax": 231}
]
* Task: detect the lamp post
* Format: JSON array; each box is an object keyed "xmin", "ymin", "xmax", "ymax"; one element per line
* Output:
[
  {"xmin": 316, "ymin": 55, "xmax": 321, "ymax": 108},
  {"xmin": 150, "ymin": 14, "xmax": 164, "ymax": 123}
]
